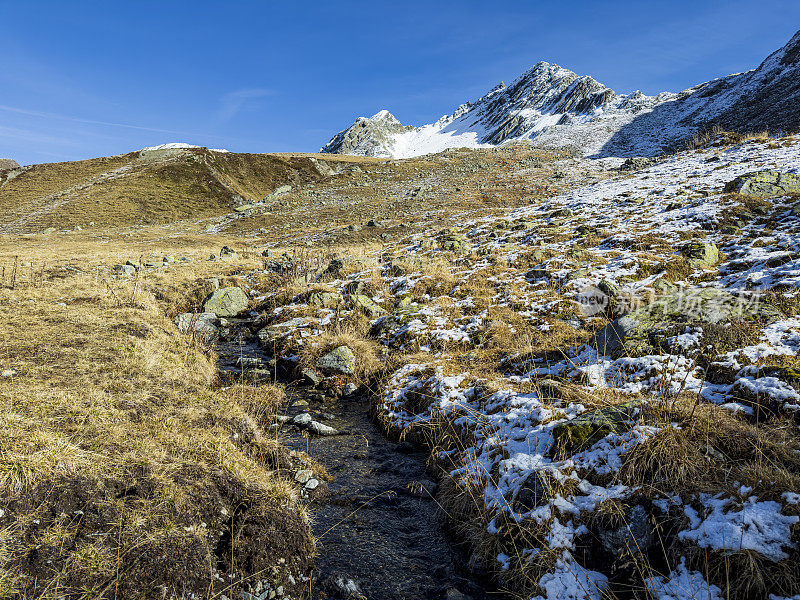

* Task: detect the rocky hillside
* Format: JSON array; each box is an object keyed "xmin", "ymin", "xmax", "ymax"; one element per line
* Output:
[
  {"xmin": 322, "ymin": 29, "xmax": 800, "ymax": 159},
  {"xmin": 0, "ymin": 158, "xmax": 19, "ymax": 171},
  {"xmin": 252, "ymin": 132, "xmax": 800, "ymax": 600}
]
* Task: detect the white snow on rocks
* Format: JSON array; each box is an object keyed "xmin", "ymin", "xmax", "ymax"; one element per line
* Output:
[
  {"xmin": 679, "ymin": 495, "xmax": 799, "ymax": 561},
  {"xmin": 644, "ymin": 559, "xmax": 723, "ymax": 600}
]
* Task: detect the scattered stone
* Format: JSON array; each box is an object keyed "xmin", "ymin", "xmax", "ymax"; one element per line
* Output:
[
  {"xmin": 323, "ymin": 255, "xmax": 379, "ymax": 278},
  {"xmin": 175, "ymin": 312, "xmax": 218, "ymax": 337},
  {"xmin": 294, "ymin": 469, "xmax": 314, "ymax": 484},
  {"xmin": 445, "ymin": 589, "xmax": 473, "ymax": 600},
  {"xmin": 113, "ymin": 264, "xmax": 136, "ymax": 277},
  {"xmin": 308, "ymin": 291, "xmax": 342, "ymax": 308},
  {"xmin": 202, "ymin": 287, "xmax": 249, "ymax": 317},
  {"xmin": 292, "ymin": 413, "xmax": 313, "ymax": 427},
  {"xmin": 342, "ymin": 383, "xmax": 358, "ymax": 397},
  {"xmin": 1, "ymin": 369, "xmax": 16, "ymax": 378},
  {"xmin": 343, "ymin": 280, "xmax": 366, "ymax": 295},
  {"xmin": 320, "ymin": 574, "xmax": 365, "ymax": 600},
  {"xmin": 308, "ymin": 421, "xmax": 338, "ymax": 436},
  {"xmin": 620, "ymin": 156, "xmax": 655, "ymax": 171},
  {"xmin": 348, "ymin": 293, "xmax": 386, "ymax": 317},
  {"xmin": 514, "ymin": 472, "xmax": 550, "ymax": 511},
  {"xmin": 219, "ymin": 246, "xmax": 238, "ymax": 260},
  {"xmin": 597, "ymin": 504, "xmax": 654, "ymax": 556},
  {"xmin": 265, "ymin": 253, "xmax": 293, "ymax": 273},
  {"xmin": 304, "ymin": 478, "xmax": 320, "ymax": 489},
  {"xmin": 300, "ymin": 368, "xmax": 323, "ymax": 387}
]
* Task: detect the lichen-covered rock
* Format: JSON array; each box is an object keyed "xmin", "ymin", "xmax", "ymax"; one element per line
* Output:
[
  {"xmin": 316, "ymin": 346, "xmax": 356, "ymax": 375},
  {"xmin": 439, "ymin": 234, "xmax": 470, "ymax": 253},
  {"xmin": 592, "ymin": 288, "xmax": 781, "ymax": 358},
  {"xmin": 681, "ymin": 241, "xmax": 719, "ymax": 267},
  {"xmin": 202, "ymin": 287, "xmax": 249, "ymax": 317},
  {"xmin": 724, "ymin": 171, "xmax": 800, "ymax": 198},
  {"xmin": 348, "ymin": 294, "xmax": 386, "ymax": 317},
  {"xmin": 308, "ymin": 291, "xmax": 342, "ymax": 308},
  {"xmin": 552, "ymin": 400, "xmax": 643, "ymax": 452}
]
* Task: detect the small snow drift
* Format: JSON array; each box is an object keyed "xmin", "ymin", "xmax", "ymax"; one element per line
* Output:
[
  {"xmin": 322, "ymin": 29, "xmax": 800, "ymax": 159},
  {"xmin": 140, "ymin": 142, "xmax": 231, "ymax": 153}
]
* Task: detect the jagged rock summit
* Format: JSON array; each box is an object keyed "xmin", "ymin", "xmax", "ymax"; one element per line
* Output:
[
  {"xmin": 321, "ymin": 110, "xmax": 412, "ymax": 157},
  {"xmin": 322, "ymin": 29, "xmax": 800, "ymax": 159},
  {"xmin": 0, "ymin": 158, "xmax": 20, "ymax": 171}
]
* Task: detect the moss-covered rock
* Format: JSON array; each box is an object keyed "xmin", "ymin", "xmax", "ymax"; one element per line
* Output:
[
  {"xmin": 681, "ymin": 241, "xmax": 719, "ymax": 267},
  {"xmin": 316, "ymin": 345, "xmax": 356, "ymax": 375},
  {"xmin": 552, "ymin": 401, "xmax": 643, "ymax": 452}
]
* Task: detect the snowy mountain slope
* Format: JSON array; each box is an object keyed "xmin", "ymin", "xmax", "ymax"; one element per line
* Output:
[{"xmin": 322, "ymin": 29, "xmax": 800, "ymax": 159}]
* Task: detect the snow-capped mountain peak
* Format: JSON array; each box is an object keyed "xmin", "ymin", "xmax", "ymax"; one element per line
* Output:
[{"xmin": 322, "ymin": 29, "xmax": 800, "ymax": 159}]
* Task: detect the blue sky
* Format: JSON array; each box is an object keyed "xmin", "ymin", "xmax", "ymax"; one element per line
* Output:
[{"xmin": 2, "ymin": 1, "xmax": 799, "ymax": 165}]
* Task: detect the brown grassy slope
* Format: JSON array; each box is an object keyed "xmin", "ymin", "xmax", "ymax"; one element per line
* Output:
[
  {"xmin": 0, "ymin": 148, "xmax": 383, "ymax": 233},
  {"xmin": 0, "ymin": 251, "xmax": 312, "ymax": 599},
  {"xmin": 0, "ymin": 153, "xmax": 137, "ymax": 224}
]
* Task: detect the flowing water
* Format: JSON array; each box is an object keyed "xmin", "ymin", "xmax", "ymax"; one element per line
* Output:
[{"xmin": 217, "ymin": 325, "xmax": 492, "ymax": 600}]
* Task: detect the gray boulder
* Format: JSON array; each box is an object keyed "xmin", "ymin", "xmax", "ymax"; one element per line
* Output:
[
  {"xmin": 175, "ymin": 312, "xmax": 218, "ymax": 337},
  {"xmin": 590, "ymin": 288, "xmax": 781, "ymax": 358},
  {"xmin": 202, "ymin": 287, "xmax": 249, "ymax": 317},
  {"xmin": 113, "ymin": 264, "xmax": 136, "ymax": 277}
]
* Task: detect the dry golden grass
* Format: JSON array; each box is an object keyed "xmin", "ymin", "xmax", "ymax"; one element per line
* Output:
[
  {"xmin": 0, "ymin": 148, "xmax": 342, "ymax": 233},
  {"xmin": 0, "ymin": 234, "xmax": 314, "ymax": 599}
]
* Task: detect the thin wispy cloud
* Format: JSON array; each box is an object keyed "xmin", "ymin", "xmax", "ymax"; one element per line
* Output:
[
  {"xmin": 0, "ymin": 104, "xmax": 193, "ymax": 136},
  {"xmin": 217, "ymin": 88, "xmax": 275, "ymax": 123}
]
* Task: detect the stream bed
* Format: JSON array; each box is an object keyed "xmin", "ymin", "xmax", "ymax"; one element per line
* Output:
[{"xmin": 217, "ymin": 328, "xmax": 493, "ymax": 600}]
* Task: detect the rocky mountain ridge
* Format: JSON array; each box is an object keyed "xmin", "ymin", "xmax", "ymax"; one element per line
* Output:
[{"xmin": 322, "ymin": 29, "xmax": 800, "ymax": 159}]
